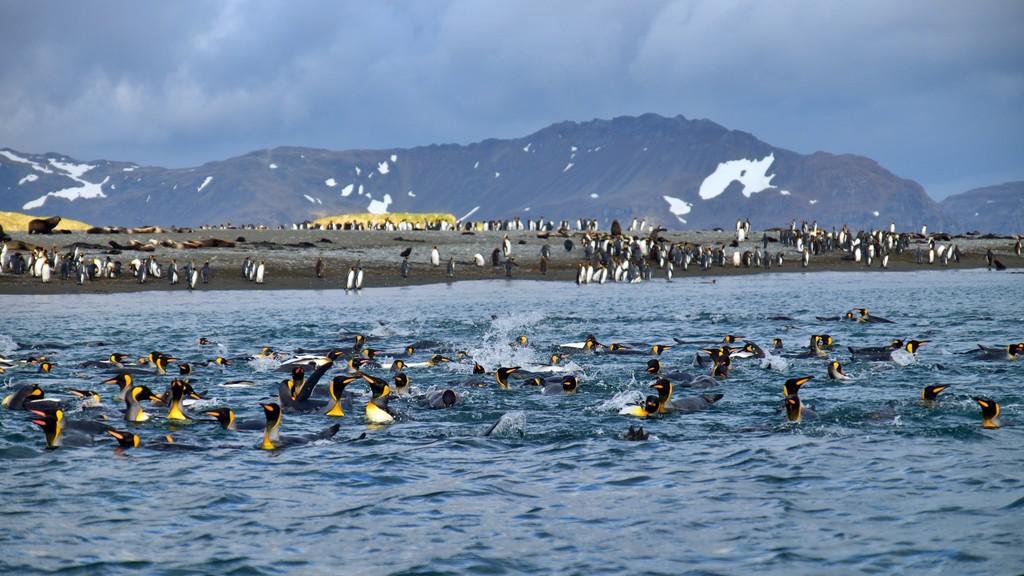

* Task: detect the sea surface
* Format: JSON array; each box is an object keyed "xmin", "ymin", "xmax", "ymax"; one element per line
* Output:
[{"xmin": 1, "ymin": 270, "xmax": 1021, "ymax": 575}]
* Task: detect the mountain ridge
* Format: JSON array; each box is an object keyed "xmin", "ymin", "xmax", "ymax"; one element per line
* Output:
[{"xmin": 0, "ymin": 113, "xmax": 1008, "ymax": 231}]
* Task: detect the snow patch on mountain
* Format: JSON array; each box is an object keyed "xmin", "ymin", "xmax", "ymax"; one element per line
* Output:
[
  {"xmin": 18, "ymin": 174, "xmax": 38, "ymax": 185},
  {"xmin": 377, "ymin": 161, "xmax": 390, "ymax": 175},
  {"xmin": 563, "ymin": 163, "xmax": 574, "ymax": 172},
  {"xmin": 390, "ymin": 154, "xmax": 398, "ymax": 163},
  {"xmin": 0, "ymin": 150, "xmax": 53, "ymax": 174},
  {"xmin": 367, "ymin": 193, "xmax": 392, "ymax": 214},
  {"xmin": 698, "ymin": 154, "xmax": 776, "ymax": 200},
  {"xmin": 663, "ymin": 195, "xmax": 693, "ymax": 224},
  {"xmin": 457, "ymin": 206, "xmax": 480, "ymax": 222},
  {"xmin": 49, "ymin": 159, "xmax": 95, "ymax": 179},
  {"xmin": 325, "ymin": 178, "xmax": 337, "ymax": 187},
  {"xmin": 197, "ymin": 176, "xmax": 213, "ymax": 193},
  {"xmin": 340, "ymin": 183, "xmax": 354, "ymax": 197},
  {"xmin": 23, "ymin": 175, "xmax": 110, "ymax": 210}
]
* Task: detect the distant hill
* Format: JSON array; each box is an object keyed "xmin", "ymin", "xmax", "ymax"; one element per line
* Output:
[
  {"xmin": 940, "ymin": 182, "xmax": 1024, "ymax": 234},
  {"xmin": 0, "ymin": 114, "xmax": 952, "ymax": 229}
]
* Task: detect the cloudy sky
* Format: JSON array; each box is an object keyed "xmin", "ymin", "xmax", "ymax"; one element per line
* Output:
[{"xmin": 1, "ymin": 0, "xmax": 1020, "ymax": 197}]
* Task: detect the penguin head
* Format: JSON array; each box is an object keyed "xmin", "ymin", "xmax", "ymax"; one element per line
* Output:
[
  {"xmin": 584, "ymin": 335, "xmax": 599, "ymax": 349},
  {"xmin": 204, "ymin": 408, "xmax": 235, "ymax": 429},
  {"xmin": 261, "ymin": 403, "xmax": 283, "ymax": 426},
  {"xmin": 198, "ymin": 337, "xmax": 211, "ymax": 345},
  {"xmin": 68, "ymin": 389, "xmax": 101, "ymax": 404},
  {"xmin": 772, "ymin": 338, "xmax": 783, "ymax": 349},
  {"xmin": 495, "ymin": 367, "xmax": 519, "ymax": 387},
  {"xmin": 29, "ymin": 407, "xmax": 63, "ymax": 448},
  {"xmin": 326, "ymin": 350, "xmax": 344, "ymax": 361},
  {"xmin": 783, "ymin": 376, "xmax": 812, "ymax": 397},
  {"xmin": 438, "ymin": 389, "xmax": 458, "ymax": 408},
  {"xmin": 1008, "ymin": 343, "xmax": 1024, "ymax": 357},
  {"xmin": 178, "ymin": 363, "xmax": 192, "ymax": 375},
  {"xmin": 393, "ymin": 373, "xmax": 410, "ymax": 393},
  {"xmin": 353, "ymin": 335, "xmax": 366, "ymax": 349},
  {"xmin": 784, "ymin": 395, "xmax": 802, "ymax": 422},
  {"xmin": 131, "ymin": 385, "xmax": 162, "ymax": 404},
  {"xmin": 643, "ymin": 395, "xmax": 661, "ymax": 415},
  {"xmin": 830, "ymin": 360, "xmax": 842, "ymax": 372},
  {"xmin": 516, "ymin": 335, "xmax": 528, "ymax": 347},
  {"xmin": 102, "ymin": 372, "xmax": 133, "ymax": 390},
  {"xmin": 561, "ymin": 375, "xmax": 578, "ymax": 393},
  {"xmin": 428, "ymin": 354, "xmax": 452, "ymax": 366},
  {"xmin": 844, "ymin": 311, "xmax": 855, "ymax": 320},
  {"xmin": 905, "ymin": 340, "xmax": 928, "ymax": 353},
  {"xmin": 650, "ymin": 378, "xmax": 672, "ymax": 402},
  {"xmin": 921, "ymin": 385, "xmax": 948, "ymax": 401},
  {"xmin": 110, "ymin": 353, "xmax": 128, "ymax": 363},
  {"xmin": 106, "ymin": 429, "xmax": 140, "ymax": 448},
  {"xmin": 391, "ymin": 359, "xmax": 407, "ymax": 372},
  {"xmin": 973, "ymin": 397, "xmax": 1000, "ymax": 428},
  {"xmin": 359, "ymin": 373, "xmax": 391, "ymax": 398},
  {"xmin": 169, "ymin": 379, "xmax": 186, "ymax": 402},
  {"xmin": 330, "ymin": 375, "xmax": 357, "ymax": 399},
  {"xmin": 723, "ymin": 335, "xmax": 742, "ymax": 344},
  {"xmin": 889, "ymin": 339, "xmax": 904, "ymax": 350},
  {"xmin": 473, "ymin": 363, "xmax": 486, "ymax": 375},
  {"xmin": 348, "ymin": 357, "xmax": 370, "ymax": 370},
  {"xmin": 405, "ymin": 346, "xmax": 415, "ymax": 356},
  {"xmin": 550, "ymin": 354, "xmax": 561, "ymax": 366},
  {"xmin": 524, "ymin": 377, "xmax": 543, "ymax": 387},
  {"xmin": 39, "ymin": 362, "xmax": 54, "ymax": 373},
  {"xmin": 646, "ymin": 359, "xmax": 661, "ymax": 374},
  {"xmin": 214, "ymin": 356, "xmax": 231, "ymax": 366},
  {"xmin": 652, "ymin": 345, "xmax": 671, "ymax": 356}
]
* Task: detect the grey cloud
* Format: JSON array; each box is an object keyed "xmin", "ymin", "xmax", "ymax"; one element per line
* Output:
[{"xmin": 0, "ymin": 0, "xmax": 1020, "ymax": 197}]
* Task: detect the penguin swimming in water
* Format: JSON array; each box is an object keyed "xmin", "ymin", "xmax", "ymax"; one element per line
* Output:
[
  {"xmin": 2, "ymin": 383, "xmax": 49, "ymax": 411},
  {"xmin": 125, "ymin": 385, "xmax": 162, "ymax": 422},
  {"xmin": 973, "ymin": 397, "xmax": 1001, "ymax": 429},
  {"xmin": 649, "ymin": 378, "xmax": 723, "ymax": 413},
  {"xmin": 784, "ymin": 394, "xmax": 814, "ymax": 423},
  {"xmin": 920, "ymin": 385, "xmax": 949, "ymax": 406},
  {"xmin": 28, "ymin": 408, "xmax": 98, "ymax": 449},
  {"xmin": 326, "ymin": 375, "xmax": 359, "ymax": 417},
  {"xmin": 204, "ymin": 407, "xmax": 264, "ymax": 431},
  {"xmin": 962, "ymin": 343, "xmax": 1024, "ymax": 361},
  {"xmin": 541, "ymin": 375, "xmax": 577, "ymax": 395},
  {"xmin": 623, "ymin": 425, "xmax": 650, "ymax": 440},
  {"xmin": 848, "ymin": 339, "xmax": 904, "ymax": 361},
  {"xmin": 853, "ymin": 308, "xmax": 894, "ymax": 324},
  {"xmin": 260, "ymin": 402, "xmax": 340, "ymax": 450},
  {"xmin": 417, "ymin": 388, "xmax": 458, "ymax": 409},
  {"xmin": 165, "ymin": 379, "xmax": 192, "ymax": 421},
  {"xmin": 621, "ymin": 395, "xmax": 662, "ymax": 418},
  {"xmin": 783, "ymin": 376, "xmax": 813, "ymax": 397},
  {"xmin": 827, "ymin": 360, "xmax": 849, "ymax": 381}
]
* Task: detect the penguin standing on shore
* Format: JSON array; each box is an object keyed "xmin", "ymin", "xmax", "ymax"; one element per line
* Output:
[
  {"xmin": 169, "ymin": 259, "xmax": 179, "ymax": 285},
  {"xmin": 315, "ymin": 256, "xmax": 325, "ymax": 279},
  {"xmin": 502, "ymin": 235, "xmax": 512, "ymax": 258},
  {"xmin": 400, "ymin": 258, "xmax": 410, "ymax": 279},
  {"xmin": 447, "ymin": 257, "xmax": 455, "ymax": 278},
  {"xmin": 255, "ymin": 261, "xmax": 265, "ymax": 284},
  {"xmin": 346, "ymin": 266, "xmax": 356, "ymax": 292},
  {"xmin": 431, "ymin": 246, "xmax": 440, "ymax": 267}
]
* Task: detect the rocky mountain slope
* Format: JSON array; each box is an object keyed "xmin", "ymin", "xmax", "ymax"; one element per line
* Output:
[{"xmin": 0, "ymin": 114, "xmax": 957, "ymax": 229}]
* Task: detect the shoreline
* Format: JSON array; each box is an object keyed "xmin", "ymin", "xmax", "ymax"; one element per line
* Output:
[{"xmin": 0, "ymin": 228, "xmax": 1018, "ymax": 295}]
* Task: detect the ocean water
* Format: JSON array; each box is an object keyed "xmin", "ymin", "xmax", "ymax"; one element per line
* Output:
[{"xmin": 1, "ymin": 270, "xmax": 1021, "ymax": 575}]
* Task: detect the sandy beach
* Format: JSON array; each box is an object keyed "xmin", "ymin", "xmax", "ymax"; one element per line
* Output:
[{"xmin": 0, "ymin": 227, "xmax": 1018, "ymax": 295}]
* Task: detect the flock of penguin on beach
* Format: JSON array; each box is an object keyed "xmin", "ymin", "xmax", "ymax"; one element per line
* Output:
[
  {"xmin": 1, "ymin": 304, "xmax": 1017, "ymax": 452},
  {"xmin": 2, "ymin": 218, "xmax": 1020, "ymax": 289}
]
